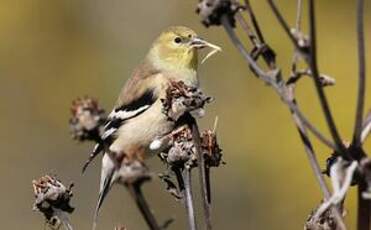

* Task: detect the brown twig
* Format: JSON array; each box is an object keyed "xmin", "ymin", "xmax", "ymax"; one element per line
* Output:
[{"xmin": 127, "ymin": 182, "xmax": 161, "ymax": 230}]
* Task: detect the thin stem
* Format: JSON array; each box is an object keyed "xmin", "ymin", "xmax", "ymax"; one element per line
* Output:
[
  {"xmin": 290, "ymin": 0, "xmax": 303, "ymax": 74},
  {"xmin": 244, "ymin": 0, "xmax": 265, "ymax": 43},
  {"xmin": 352, "ymin": 0, "xmax": 366, "ymax": 147},
  {"xmin": 205, "ymin": 167, "xmax": 211, "ymax": 204},
  {"xmin": 307, "ymin": 0, "xmax": 348, "ymax": 155},
  {"xmin": 266, "ymin": 0, "xmax": 302, "ymax": 52},
  {"xmin": 182, "ymin": 168, "xmax": 198, "ymax": 230},
  {"xmin": 235, "ymin": 13, "xmax": 259, "ymax": 45},
  {"xmin": 222, "ymin": 15, "xmax": 271, "ymax": 81},
  {"xmin": 127, "ymin": 183, "xmax": 161, "ymax": 230},
  {"xmin": 294, "ymin": 0, "xmax": 303, "ymax": 30},
  {"xmin": 190, "ymin": 119, "xmax": 212, "ymax": 230}
]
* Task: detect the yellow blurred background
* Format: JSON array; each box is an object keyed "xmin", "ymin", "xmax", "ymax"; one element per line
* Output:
[{"xmin": 1, "ymin": 0, "xmax": 371, "ymax": 229}]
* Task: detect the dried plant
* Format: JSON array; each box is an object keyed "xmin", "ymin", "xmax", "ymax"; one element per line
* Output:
[
  {"xmin": 31, "ymin": 78, "xmax": 219, "ymax": 230},
  {"xmin": 32, "ymin": 175, "xmax": 74, "ymax": 230},
  {"xmin": 156, "ymin": 80, "xmax": 220, "ymax": 230},
  {"xmin": 196, "ymin": 0, "xmax": 369, "ymax": 229}
]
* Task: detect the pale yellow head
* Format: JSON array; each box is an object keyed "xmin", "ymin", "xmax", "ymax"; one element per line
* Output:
[{"xmin": 147, "ymin": 26, "xmax": 221, "ymax": 72}]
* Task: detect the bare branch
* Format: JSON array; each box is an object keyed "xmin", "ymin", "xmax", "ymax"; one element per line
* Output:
[
  {"xmin": 221, "ymin": 16, "xmax": 336, "ymax": 150},
  {"xmin": 352, "ymin": 0, "xmax": 366, "ymax": 147},
  {"xmin": 127, "ymin": 182, "xmax": 161, "ymax": 230}
]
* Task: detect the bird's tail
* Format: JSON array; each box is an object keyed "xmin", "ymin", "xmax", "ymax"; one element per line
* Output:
[{"xmin": 92, "ymin": 154, "xmax": 115, "ymax": 230}]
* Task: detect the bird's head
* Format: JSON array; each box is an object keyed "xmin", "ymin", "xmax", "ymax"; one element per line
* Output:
[{"xmin": 147, "ymin": 26, "xmax": 221, "ymax": 72}]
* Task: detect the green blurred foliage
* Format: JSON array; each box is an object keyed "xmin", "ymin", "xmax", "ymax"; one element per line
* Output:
[{"xmin": 1, "ymin": 0, "xmax": 370, "ymax": 229}]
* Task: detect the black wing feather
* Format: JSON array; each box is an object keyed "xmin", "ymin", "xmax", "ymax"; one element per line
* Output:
[{"xmin": 82, "ymin": 89, "xmax": 157, "ymax": 172}]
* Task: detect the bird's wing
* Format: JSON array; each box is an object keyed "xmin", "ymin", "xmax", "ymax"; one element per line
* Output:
[
  {"xmin": 101, "ymin": 87, "xmax": 157, "ymax": 144},
  {"xmin": 82, "ymin": 62, "xmax": 161, "ymax": 172}
]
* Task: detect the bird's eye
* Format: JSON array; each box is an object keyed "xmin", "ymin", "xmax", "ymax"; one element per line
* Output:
[{"xmin": 174, "ymin": 37, "xmax": 182, "ymax": 44}]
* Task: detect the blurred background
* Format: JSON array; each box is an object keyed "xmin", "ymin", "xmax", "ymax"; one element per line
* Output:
[{"xmin": 1, "ymin": 0, "xmax": 371, "ymax": 229}]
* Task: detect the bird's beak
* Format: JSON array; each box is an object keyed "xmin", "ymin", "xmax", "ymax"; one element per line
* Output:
[
  {"xmin": 190, "ymin": 37, "xmax": 222, "ymax": 64},
  {"xmin": 190, "ymin": 37, "xmax": 221, "ymax": 51}
]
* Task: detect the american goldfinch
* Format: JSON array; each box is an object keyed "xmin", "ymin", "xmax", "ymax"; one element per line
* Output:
[{"xmin": 90, "ymin": 26, "xmax": 221, "ymax": 229}]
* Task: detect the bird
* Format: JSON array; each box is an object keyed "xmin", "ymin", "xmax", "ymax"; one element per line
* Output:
[{"xmin": 89, "ymin": 26, "xmax": 221, "ymax": 229}]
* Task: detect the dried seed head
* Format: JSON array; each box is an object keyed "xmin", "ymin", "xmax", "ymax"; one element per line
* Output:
[
  {"xmin": 161, "ymin": 81, "xmax": 213, "ymax": 121},
  {"xmin": 69, "ymin": 96, "xmax": 106, "ymax": 141},
  {"xmin": 32, "ymin": 175, "xmax": 74, "ymax": 227},
  {"xmin": 166, "ymin": 127, "xmax": 197, "ymax": 168},
  {"xmin": 201, "ymin": 129, "xmax": 224, "ymax": 167}
]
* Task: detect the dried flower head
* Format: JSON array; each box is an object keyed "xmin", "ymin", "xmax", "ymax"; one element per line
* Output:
[
  {"xmin": 196, "ymin": 0, "xmax": 243, "ymax": 27},
  {"xmin": 32, "ymin": 175, "xmax": 74, "ymax": 228},
  {"xmin": 201, "ymin": 129, "xmax": 224, "ymax": 167},
  {"xmin": 161, "ymin": 81, "xmax": 213, "ymax": 121},
  {"xmin": 161, "ymin": 127, "xmax": 197, "ymax": 169},
  {"xmin": 69, "ymin": 96, "xmax": 106, "ymax": 141}
]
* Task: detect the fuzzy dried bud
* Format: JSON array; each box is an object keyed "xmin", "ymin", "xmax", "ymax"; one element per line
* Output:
[
  {"xmin": 161, "ymin": 81, "xmax": 213, "ymax": 121},
  {"xmin": 196, "ymin": 0, "xmax": 243, "ymax": 27},
  {"xmin": 69, "ymin": 96, "xmax": 106, "ymax": 142},
  {"xmin": 201, "ymin": 129, "xmax": 224, "ymax": 167},
  {"xmin": 32, "ymin": 175, "xmax": 74, "ymax": 227},
  {"xmin": 161, "ymin": 127, "xmax": 197, "ymax": 169}
]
